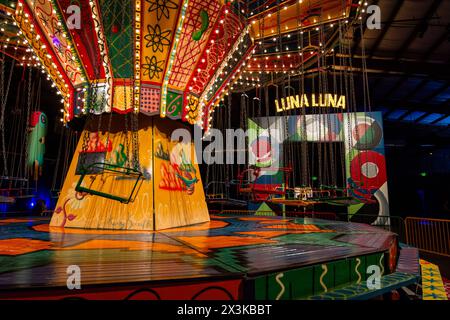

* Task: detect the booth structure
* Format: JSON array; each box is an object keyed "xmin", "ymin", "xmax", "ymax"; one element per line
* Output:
[{"xmin": 51, "ymin": 116, "xmax": 209, "ymax": 230}]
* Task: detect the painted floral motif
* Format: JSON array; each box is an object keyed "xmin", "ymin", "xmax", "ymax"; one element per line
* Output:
[
  {"xmin": 146, "ymin": 0, "xmax": 179, "ymax": 20},
  {"xmin": 66, "ymin": 182, "xmax": 89, "ymax": 211},
  {"xmin": 159, "ymin": 145, "xmax": 198, "ymax": 194},
  {"xmin": 142, "ymin": 56, "xmax": 165, "ymax": 79},
  {"xmin": 145, "ymin": 24, "xmax": 171, "ymax": 52},
  {"xmin": 53, "ymin": 183, "xmax": 90, "ymax": 227}
]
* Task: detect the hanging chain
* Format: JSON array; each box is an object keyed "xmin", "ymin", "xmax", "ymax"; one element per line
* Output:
[
  {"xmin": 23, "ymin": 67, "xmax": 32, "ymax": 186},
  {"xmin": 0, "ymin": 59, "xmax": 15, "ymax": 176}
]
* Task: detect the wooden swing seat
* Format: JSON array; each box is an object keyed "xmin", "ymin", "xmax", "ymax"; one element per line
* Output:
[
  {"xmin": 75, "ymin": 162, "xmax": 143, "ymax": 204},
  {"xmin": 252, "ymin": 187, "xmax": 286, "ymax": 195},
  {"xmin": 0, "ymin": 176, "xmax": 28, "ymax": 183},
  {"xmin": 238, "ymin": 187, "xmax": 254, "ymax": 193},
  {"xmin": 269, "ymin": 198, "xmax": 318, "ymax": 207},
  {"xmin": 206, "ymin": 193, "xmax": 225, "ymax": 199},
  {"xmin": 0, "ymin": 196, "xmax": 15, "ymax": 204}
]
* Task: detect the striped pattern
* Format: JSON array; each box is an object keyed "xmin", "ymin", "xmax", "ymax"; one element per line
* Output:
[{"xmin": 420, "ymin": 259, "xmax": 448, "ymax": 300}]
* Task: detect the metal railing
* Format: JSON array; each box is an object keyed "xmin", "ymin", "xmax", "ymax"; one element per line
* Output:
[{"xmin": 405, "ymin": 217, "xmax": 450, "ymax": 257}]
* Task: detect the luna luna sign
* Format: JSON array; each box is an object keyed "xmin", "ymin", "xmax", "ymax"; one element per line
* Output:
[{"xmin": 275, "ymin": 94, "xmax": 346, "ymax": 113}]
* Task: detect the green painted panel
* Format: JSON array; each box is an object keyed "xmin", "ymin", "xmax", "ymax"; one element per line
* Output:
[
  {"xmin": 99, "ymin": 0, "xmax": 134, "ymax": 78},
  {"xmin": 254, "ymin": 277, "xmax": 267, "ymax": 300},
  {"xmin": 333, "ymin": 259, "xmax": 351, "ymax": 288},
  {"xmin": 285, "ymin": 266, "xmax": 314, "ymax": 299},
  {"xmin": 265, "ymin": 272, "xmax": 288, "ymax": 300},
  {"xmin": 350, "ymin": 257, "xmax": 366, "ymax": 284},
  {"xmin": 254, "ymin": 266, "xmax": 315, "ymax": 300},
  {"xmin": 313, "ymin": 263, "xmax": 334, "ymax": 295},
  {"xmin": 166, "ymin": 90, "xmax": 182, "ymax": 119}
]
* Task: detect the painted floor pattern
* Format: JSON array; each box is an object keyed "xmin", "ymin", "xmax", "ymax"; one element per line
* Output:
[
  {"xmin": 0, "ymin": 215, "xmax": 397, "ymax": 290},
  {"xmin": 420, "ymin": 259, "xmax": 448, "ymax": 300}
]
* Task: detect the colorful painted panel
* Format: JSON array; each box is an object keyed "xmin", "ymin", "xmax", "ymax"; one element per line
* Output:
[
  {"xmin": 15, "ymin": 1, "xmax": 72, "ymax": 119},
  {"xmin": 165, "ymin": 90, "xmax": 183, "ymax": 119},
  {"xmin": 14, "ymin": 0, "xmax": 251, "ymax": 123},
  {"xmin": 141, "ymin": 0, "xmax": 183, "ymax": 84},
  {"xmin": 204, "ymin": 33, "xmax": 253, "ymax": 102},
  {"xmin": 50, "ymin": 116, "xmax": 211, "ymax": 231},
  {"xmin": 186, "ymin": 7, "xmax": 243, "ymax": 96},
  {"xmin": 50, "ymin": 116, "xmax": 154, "ymax": 230},
  {"xmin": 140, "ymin": 84, "xmax": 161, "ymax": 115},
  {"xmin": 168, "ymin": 0, "xmax": 221, "ymax": 91},
  {"xmin": 252, "ymin": 252, "xmax": 385, "ymax": 300},
  {"xmin": 112, "ymin": 82, "xmax": 134, "ymax": 112},
  {"xmin": 153, "ymin": 119, "xmax": 209, "ymax": 230},
  {"xmin": 26, "ymin": 0, "xmax": 84, "ymax": 85},
  {"xmin": 248, "ymin": 112, "xmax": 389, "ymax": 220},
  {"xmin": 420, "ymin": 259, "xmax": 449, "ymax": 300},
  {"xmin": 57, "ymin": 0, "xmax": 105, "ymax": 80},
  {"xmin": 98, "ymin": 0, "xmax": 134, "ymax": 78}
]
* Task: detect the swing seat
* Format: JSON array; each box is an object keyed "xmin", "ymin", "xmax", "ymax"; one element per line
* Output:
[
  {"xmin": 206, "ymin": 193, "xmax": 225, "ymax": 200},
  {"xmin": 238, "ymin": 187, "xmax": 254, "ymax": 193},
  {"xmin": 321, "ymin": 197, "xmax": 363, "ymax": 206},
  {"xmin": 252, "ymin": 187, "xmax": 286, "ymax": 195},
  {"xmin": 0, "ymin": 195, "xmax": 15, "ymax": 204},
  {"xmin": 269, "ymin": 198, "xmax": 317, "ymax": 207},
  {"xmin": 0, "ymin": 176, "xmax": 28, "ymax": 183},
  {"xmin": 75, "ymin": 162, "xmax": 143, "ymax": 204}
]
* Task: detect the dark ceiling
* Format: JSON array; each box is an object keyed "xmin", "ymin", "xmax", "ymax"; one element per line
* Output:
[{"xmin": 351, "ymin": 0, "xmax": 450, "ymax": 135}]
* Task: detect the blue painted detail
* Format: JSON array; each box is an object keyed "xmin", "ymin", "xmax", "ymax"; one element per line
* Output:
[
  {"xmin": 386, "ymin": 109, "xmax": 408, "ymax": 120},
  {"xmin": 403, "ymin": 111, "xmax": 427, "ymax": 122},
  {"xmin": 419, "ymin": 113, "xmax": 444, "ymax": 124}
]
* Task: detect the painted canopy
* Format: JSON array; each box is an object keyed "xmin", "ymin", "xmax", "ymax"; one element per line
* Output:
[{"xmin": 9, "ymin": 0, "xmax": 360, "ymax": 130}]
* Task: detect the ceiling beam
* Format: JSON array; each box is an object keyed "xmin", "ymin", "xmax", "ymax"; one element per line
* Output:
[
  {"xmin": 430, "ymin": 114, "xmax": 449, "ymax": 125},
  {"xmin": 378, "ymin": 78, "xmax": 430, "ymax": 111},
  {"xmin": 421, "ymin": 25, "xmax": 450, "ymax": 62},
  {"xmin": 329, "ymin": 55, "xmax": 450, "ymax": 80},
  {"xmin": 421, "ymin": 82, "xmax": 450, "ymax": 103},
  {"xmin": 381, "ymin": 76, "xmax": 408, "ymax": 101},
  {"xmin": 397, "ymin": 110, "xmax": 415, "ymax": 121},
  {"xmin": 368, "ymin": 0, "xmax": 404, "ymax": 59},
  {"xmin": 383, "ymin": 109, "xmax": 396, "ymax": 118},
  {"xmin": 394, "ymin": 0, "xmax": 443, "ymax": 60},
  {"xmin": 373, "ymin": 99, "xmax": 449, "ymax": 116},
  {"xmin": 414, "ymin": 112, "xmax": 433, "ymax": 124},
  {"xmin": 408, "ymin": 78, "xmax": 431, "ymax": 99}
]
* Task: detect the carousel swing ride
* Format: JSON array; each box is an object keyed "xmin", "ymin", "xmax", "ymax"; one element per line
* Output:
[{"xmin": 0, "ymin": 0, "xmax": 423, "ymax": 300}]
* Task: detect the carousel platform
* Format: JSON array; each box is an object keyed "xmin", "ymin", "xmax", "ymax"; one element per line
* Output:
[{"xmin": 0, "ymin": 214, "xmax": 420, "ymax": 300}]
